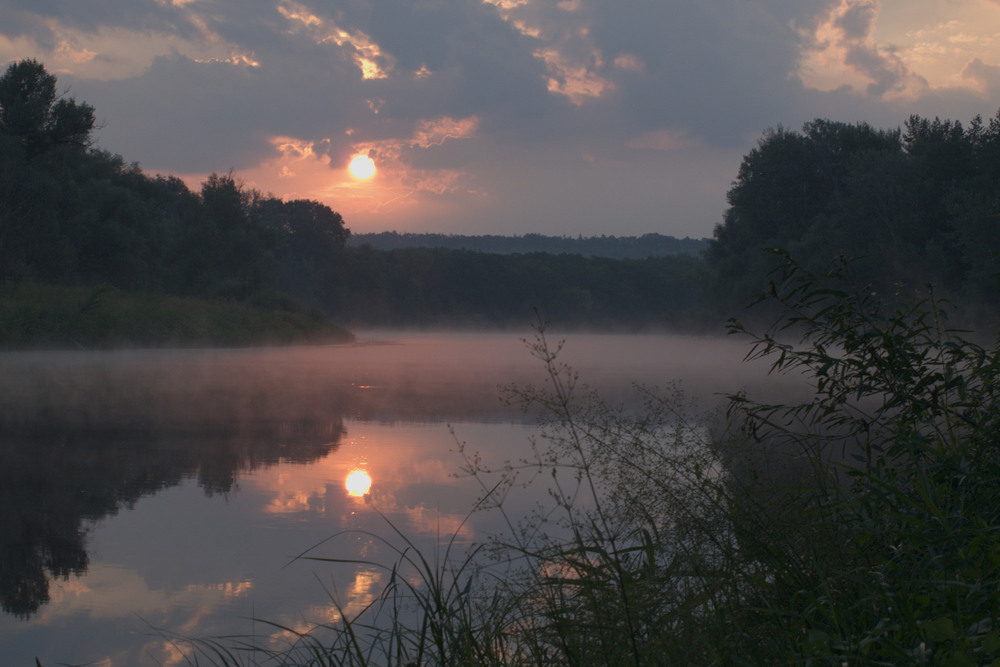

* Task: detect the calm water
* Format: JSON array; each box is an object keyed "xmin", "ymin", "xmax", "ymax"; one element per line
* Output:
[{"xmin": 0, "ymin": 331, "xmax": 792, "ymax": 665}]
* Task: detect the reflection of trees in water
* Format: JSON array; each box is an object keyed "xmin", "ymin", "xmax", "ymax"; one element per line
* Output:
[
  {"xmin": 0, "ymin": 416, "xmax": 345, "ymax": 618},
  {"xmin": 0, "ymin": 345, "xmax": 541, "ymax": 618}
]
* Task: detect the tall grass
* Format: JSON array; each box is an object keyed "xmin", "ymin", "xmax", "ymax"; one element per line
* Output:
[{"xmin": 181, "ymin": 252, "xmax": 1000, "ymax": 665}]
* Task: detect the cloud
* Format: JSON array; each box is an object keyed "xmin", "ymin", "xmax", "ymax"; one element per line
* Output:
[
  {"xmin": 578, "ymin": 1, "xmax": 829, "ymax": 146},
  {"xmin": 798, "ymin": 0, "xmax": 931, "ymax": 100},
  {"xmin": 410, "ymin": 115, "xmax": 479, "ymax": 148},
  {"xmin": 277, "ymin": 1, "xmax": 394, "ymax": 80},
  {"xmin": 0, "ymin": 10, "xmax": 254, "ymax": 81},
  {"xmin": 612, "ymin": 53, "xmax": 643, "ymax": 72},
  {"xmin": 834, "ymin": 0, "xmax": 878, "ymax": 40},
  {"xmin": 4, "ymin": 0, "xmax": 1000, "ymax": 238},
  {"xmin": 533, "ymin": 46, "xmax": 614, "ymax": 104},
  {"xmin": 485, "ymin": 0, "xmax": 619, "ymax": 105},
  {"xmin": 962, "ymin": 57, "xmax": 1000, "ymax": 93}
]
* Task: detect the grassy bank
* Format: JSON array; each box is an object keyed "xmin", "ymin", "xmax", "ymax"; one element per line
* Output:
[{"xmin": 0, "ymin": 282, "xmax": 353, "ymax": 349}]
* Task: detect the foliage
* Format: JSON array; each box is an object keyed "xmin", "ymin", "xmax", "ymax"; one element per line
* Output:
[
  {"xmin": 708, "ymin": 114, "xmax": 1000, "ymax": 324},
  {"xmin": 8, "ymin": 57, "xmax": 1000, "ymax": 339},
  {"xmin": 0, "ymin": 61, "xmax": 707, "ymax": 335},
  {"xmin": 0, "ymin": 58, "xmax": 95, "ymax": 156},
  {"xmin": 718, "ymin": 251, "xmax": 1000, "ymax": 664}
]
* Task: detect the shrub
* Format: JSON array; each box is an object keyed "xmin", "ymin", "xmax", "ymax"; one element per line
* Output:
[{"xmin": 718, "ymin": 250, "xmax": 1000, "ymax": 664}]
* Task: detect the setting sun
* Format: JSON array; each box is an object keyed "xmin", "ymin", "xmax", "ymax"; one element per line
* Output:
[
  {"xmin": 348, "ymin": 154, "xmax": 376, "ymax": 179},
  {"xmin": 345, "ymin": 469, "xmax": 373, "ymax": 497}
]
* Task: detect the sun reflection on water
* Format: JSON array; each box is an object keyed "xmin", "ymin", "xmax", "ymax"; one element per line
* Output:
[{"xmin": 345, "ymin": 469, "xmax": 372, "ymax": 497}]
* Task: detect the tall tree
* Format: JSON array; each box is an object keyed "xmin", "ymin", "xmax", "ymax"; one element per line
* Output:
[
  {"xmin": 196, "ymin": 173, "xmax": 275, "ymax": 298},
  {"xmin": 0, "ymin": 59, "xmax": 94, "ymax": 156},
  {"xmin": 707, "ymin": 119, "xmax": 903, "ymax": 316}
]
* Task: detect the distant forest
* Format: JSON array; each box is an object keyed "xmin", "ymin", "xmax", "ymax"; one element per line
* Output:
[
  {"xmin": 348, "ymin": 232, "xmax": 708, "ymax": 260},
  {"xmin": 2, "ymin": 58, "xmax": 999, "ymax": 335}
]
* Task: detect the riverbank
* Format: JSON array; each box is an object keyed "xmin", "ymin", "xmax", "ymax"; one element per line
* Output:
[{"xmin": 0, "ymin": 282, "xmax": 353, "ymax": 349}]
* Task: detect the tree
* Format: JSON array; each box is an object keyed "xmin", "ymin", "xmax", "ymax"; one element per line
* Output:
[
  {"xmin": 704, "ymin": 114, "xmax": 1000, "ymax": 323},
  {"xmin": 195, "ymin": 173, "xmax": 275, "ymax": 298},
  {"xmin": 261, "ymin": 197, "xmax": 350, "ymax": 258},
  {"xmin": 0, "ymin": 60, "xmax": 97, "ymax": 282},
  {"xmin": 0, "ymin": 59, "xmax": 94, "ymax": 156},
  {"xmin": 254, "ymin": 197, "xmax": 350, "ymax": 309}
]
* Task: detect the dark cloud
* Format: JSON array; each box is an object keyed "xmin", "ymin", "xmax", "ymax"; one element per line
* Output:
[
  {"xmin": 0, "ymin": 6, "xmax": 56, "ymax": 47},
  {"xmin": 963, "ymin": 58, "xmax": 1000, "ymax": 96},
  {"xmin": 833, "ymin": 0, "xmax": 877, "ymax": 41},
  {"xmin": 311, "ymin": 0, "xmax": 556, "ymax": 139},
  {"xmin": 1, "ymin": 0, "xmax": 191, "ymax": 38},
  {"xmin": 3, "ymin": 0, "xmax": 998, "ymax": 237},
  {"xmin": 88, "ymin": 57, "xmax": 275, "ymax": 171},
  {"xmin": 585, "ymin": 1, "xmax": 827, "ymax": 145}
]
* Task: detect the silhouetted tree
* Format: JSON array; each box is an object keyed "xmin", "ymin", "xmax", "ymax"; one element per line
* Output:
[
  {"xmin": 0, "ymin": 58, "xmax": 94, "ymax": 156},
  {"xmin": 257, "ymin": 197, "xmax": 351, "ymax": 308},
  {"xmin": 706, "ymin": 114, "xmax": 1000, "ymax": 324},
  {"xmin": 197, "ymin": 172, "xmax": 276, "ymax": 298}
]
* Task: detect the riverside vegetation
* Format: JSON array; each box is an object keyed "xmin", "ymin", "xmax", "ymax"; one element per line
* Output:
[{"xmin": 169, "ymin": 255, "xmax": 1000, "ymax": 665}]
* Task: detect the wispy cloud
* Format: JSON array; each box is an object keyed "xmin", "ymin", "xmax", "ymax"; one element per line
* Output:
[
  {"xmin": 411, "ymin": 116, "xmax": 480, "ymax": 148},
  {"xmin": 278, "ymin": 1, "xmax": 394, "ymax": 79}
]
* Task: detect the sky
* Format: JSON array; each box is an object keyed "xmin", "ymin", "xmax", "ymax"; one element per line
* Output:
[{"xmin": 2, "ymin": 0, "xmax": 1000, "ymax": 239}]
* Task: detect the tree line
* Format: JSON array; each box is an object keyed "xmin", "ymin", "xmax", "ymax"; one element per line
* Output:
[
  {"xmin": 348, "ymin": 232, "xmax": 708, "ymax": 259},
  {"xmin": 2, "ymin": 58, "xmax": 998, "ymax": 334},
  {"xmin": 0, "ymin": 60, "xmax": 348, "ymax": 306},
  {"xmin": 706, "ymin": 115, "xmax": 1000, "ymax": 325},
  {"xmin": 322, "ymin": 245, "xmax": 707, "ymax": 328}
]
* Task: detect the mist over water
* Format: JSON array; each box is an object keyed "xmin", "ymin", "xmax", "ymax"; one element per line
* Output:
[
  {"xmin": 0, "ymin": 331, "xmax": 807, "ymax": 665},
  {"xmin": 0, "ymin": 330, "xmax": 798, "ymax": 428}
]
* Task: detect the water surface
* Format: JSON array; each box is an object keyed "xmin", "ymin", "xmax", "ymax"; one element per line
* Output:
[{"xmin": 0, "ymin": 331, "xmax": 793, "ymax": 665}]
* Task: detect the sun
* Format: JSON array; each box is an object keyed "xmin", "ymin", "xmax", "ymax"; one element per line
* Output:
[{"xmin": 349, "ymin": 154, "xmax": 376, "ymax": 179}]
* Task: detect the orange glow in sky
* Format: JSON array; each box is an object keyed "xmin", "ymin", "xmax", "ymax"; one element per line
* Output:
[{"xmin": 348, "ymin": 154, "xmax": 376, "ymax": 180}]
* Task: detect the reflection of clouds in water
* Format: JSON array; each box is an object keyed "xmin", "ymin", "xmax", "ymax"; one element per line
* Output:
[
  {"xmin": 263, "ymin": 472, "xmax": 329, "ymax": 514},
  {"xmin": 40, "ymin": 564, "xmax": 252, "ymax": 623},
  {"xmin": 265, "ymin": 489, "xmax": 325, "ymax": 514},
  {"xmin": 402, "ymin": 505, "xmax": 474, "ymax": 541},
  {"xmin": 266, "ymin": 567, "xmax": 383, "ymax": 649},
  {"xmin": 36, "ymin": 564, "xmax": 256, "ymax": 666},
  {"xmin": 187, "ymin": 580, "xmax": 254, "ymax": 597}
]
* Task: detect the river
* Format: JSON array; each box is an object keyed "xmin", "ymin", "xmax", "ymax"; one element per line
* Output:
[{"xmin": 0, "ymin": 330, "xmax": 797, "ymax": 665}]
